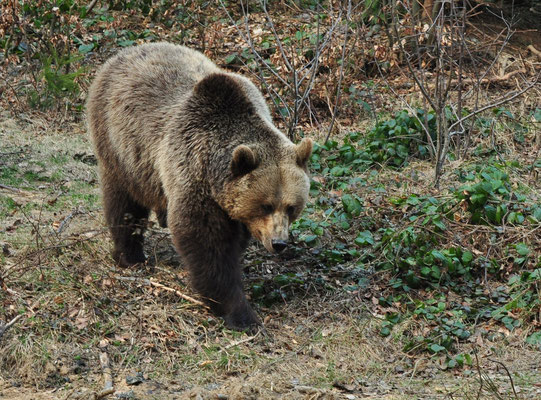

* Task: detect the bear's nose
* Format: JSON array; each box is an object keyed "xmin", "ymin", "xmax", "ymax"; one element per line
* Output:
[{"xmin": 271, "ymin": 239, "xmax": 287, "ymax": 253}]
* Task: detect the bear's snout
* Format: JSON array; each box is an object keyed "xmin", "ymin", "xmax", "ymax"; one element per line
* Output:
[{"xmin": 271, "ymin": 239, "xmax": 287, "ymax": 253}]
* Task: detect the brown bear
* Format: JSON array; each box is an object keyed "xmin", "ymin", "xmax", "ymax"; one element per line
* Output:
[{"xmin": 86, "ymin": 43, "xmax": 312, "ymax": 330}]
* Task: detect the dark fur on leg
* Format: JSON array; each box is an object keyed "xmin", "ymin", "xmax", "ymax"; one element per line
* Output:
[
  {"xmin": 170, "ymin": 203, "xmax": 260, "ymax": 330},
  {"xmin": 102, "ymin": 179, "xmax": 149, "ymax": 267}
]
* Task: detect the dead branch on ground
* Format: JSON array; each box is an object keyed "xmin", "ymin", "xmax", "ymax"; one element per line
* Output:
[
  {"xmin": 114, "ymin": 275, "xmax": 206, "ymax": 307},
  {"xmin": 0, "ymin": 314, "xmax": 24, "ymax": 340}
]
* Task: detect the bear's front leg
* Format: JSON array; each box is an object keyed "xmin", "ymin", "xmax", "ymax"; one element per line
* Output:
[{"xmin": 169, "ymin": 202, "xmax": 260, "ymax": 330}]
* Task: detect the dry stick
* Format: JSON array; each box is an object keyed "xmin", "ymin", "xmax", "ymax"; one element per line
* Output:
[
  {"xmin": 260, "ymin": 0, "xmax": 298, "ymax": 138},
  {"xmin": 462, "ymin": 14, "xmax": 515, "ymax": 101},
  {"xmin": 92, "ymin": 388, "xmax": 114, "ymax": 400},
  {"xmin": 324, "ymin": 0, "xmax": 351, "ymax": 144},
  {"xmin": 0, "ymin": 183, "xmax": 22, "ymax": 192},
  {"xmin": 389, "ymin": 14, "xmax": 436, "ymax": 152},
  {"xmin": 372, "ymin": 57, "xmax": 435, "ymax": 152},
  {"xmin": 454, "ymin": 68, "xmax": 527, "ymax": 86},
  {"xmin": 219, "ymin": 0, "xmax": 290, "ymax": 88},
  {"xmin": 488, "ymin": 358, "xmax": 519, "ymax": 399},
  {"xmin": 0, "ymin": 314, "xmax": 23, "ymax": 339},
  {"xmin": 1, "ymin": 76, "xmax": 24, "ymax": 108},
  {"xmin": 528, "ymin": 44, "xmax": 541, "ymax": 60},
  {"xmin": 95, "ymin": 351, "xmax": 115, "ymax": 400},
  {"xmin": 474, "ymin": 351, "xmax": 484, "ymax": 400},
  {"xmin": 6, "ymin": 229, "xmax": 107, "ymax": 279},
  {"xmin": 86, "ymin": 0, "xmax": 99, "ymax": 14},
  {"xmin": 232, "ymin": 0, "xmax": 339, "ymax": 135},
  {"xmin": 447, "ymin": 72, "xmax": 540, "ymax": 134},
  {"xmin": 220, "ymin": 0, "xmax": 291, "ymax": 127},
  {"xmin": 222, "ymin": 331, "xmax": 260, "ymax": 351},
  {"xmin": 56, "ymin": 209, "xmax": 80, "ymax": 234},
  {"xmin": 114, "ymin": 276, "xmax": 206, "ymax": 307}
]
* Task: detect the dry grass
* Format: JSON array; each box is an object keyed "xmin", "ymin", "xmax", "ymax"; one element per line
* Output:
[{"xmin": 1, "ymin": 100, "xmax": 540, "ymax": 399}]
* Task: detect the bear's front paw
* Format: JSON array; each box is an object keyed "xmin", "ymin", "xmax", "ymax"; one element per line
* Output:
[
  {"xmin": 113, "ymin": 249, "xmax": 146, "ymax": 267},
  {"xmin": 224, "ymin": 304, "xmax": 261, "ymax": 332}
]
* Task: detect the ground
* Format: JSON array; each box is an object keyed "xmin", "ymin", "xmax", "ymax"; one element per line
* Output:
[
  {"xmin": 1, "ymin": 1, "xmax": 541, "ymax": 399},
  {"xmin": 1, "ymin": 111, "xmax": 539, "ymax": 399}
]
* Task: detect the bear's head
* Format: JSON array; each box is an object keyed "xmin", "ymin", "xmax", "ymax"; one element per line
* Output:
[{"xmin": 223, "ymin": 137, "xmax": 313, "ymax": 253}]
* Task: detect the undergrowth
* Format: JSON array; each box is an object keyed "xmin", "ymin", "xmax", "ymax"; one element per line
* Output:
[{"xmin": 285, "ymin": 106, "xmax": 541, "ymax": 365}]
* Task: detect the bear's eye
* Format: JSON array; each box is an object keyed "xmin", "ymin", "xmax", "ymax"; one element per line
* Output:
[
  {"xmin": 286, "ymin": 205, "xmax": 296, "ymax": 216},
  {"xmin": 261, "ymin": 204, "xmax": 274, "ymax": 215}
]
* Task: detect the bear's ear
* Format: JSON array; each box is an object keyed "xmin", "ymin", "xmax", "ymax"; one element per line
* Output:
[
  {"xmin": 193, "ymin": 73, "xmax": 254, "ymax": 115},
  {"xmin": 231, "ymin": 145, "xmax": 259, "ymax": 177},
  {"xmin": 295, "ymin": 137, "xmax": 313, "ymax": 168}
]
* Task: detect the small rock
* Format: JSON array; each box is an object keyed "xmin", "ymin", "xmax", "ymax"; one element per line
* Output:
[
  {"xmin": 116, "ymin": 390, "xmax": 136, "ymax": 399},
  {"xmin": 1, "ymin": 242, "xmax": 10, "ymax": 256},
  {"xmin": 126, "ymin": 372, "xmax": 144, "ymax": 386},
  {"xmin": 205, "ymin": 383, "xmax": 221, "ymax": 391}
]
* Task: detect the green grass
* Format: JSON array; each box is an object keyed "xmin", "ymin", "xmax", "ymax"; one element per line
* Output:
[{"xmin": 0, "ymin": 195, "xmax": 18, "ymax": 216}]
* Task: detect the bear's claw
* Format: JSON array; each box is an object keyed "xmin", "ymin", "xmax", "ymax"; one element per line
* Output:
[
  {"xmin": 224, "ymin": 305, "xmax": 261, "ymax": 331},
  {"xmin": 113, "ymin": 249, "xmax": 146, "ymax": 268}
]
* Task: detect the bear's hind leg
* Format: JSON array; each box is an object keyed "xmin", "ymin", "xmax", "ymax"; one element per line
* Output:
[{"xmin": 102, "ymin": 181, "xmax": 149, "ymax": 267}]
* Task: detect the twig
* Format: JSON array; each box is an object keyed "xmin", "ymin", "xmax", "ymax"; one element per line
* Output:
[
  {"xmin": 91, "ymin": 351, "xmax": 114, "ymax": 400},
  {"xmin": 114, "ymin": 276, "xmax": 206, "ymax": 307},
  {"xmin": 488, "ymin": 358, "xmax": 519, "ymax": 399},
  {"xmin": 454, "ymin": 69, "xmax": 527, "ymax": 86},
  {"xmin": 0, "ymin": 183, "xmax": 22, "ymax": 192},
  {"xmin": 57, "ymin": 209, "xmax": 80, "ymax": 234},
  {"xmin": 6, "ymin": 229, "xmax": 107, "ymax": 279},
  {"xmin": 222, "ymin": 331, "xmax": 260, "ymax": 351},
  {"xmin": 474, "ymin": 351, "xmax": 484, "ymax": 400},
  {"xmin": 99, "ymin": 351, "xmax": 113, "ymax": 390},
  {"xmin": 93, "ymin": 388, "xmax": 114, "ymax": 400},
  {"xmin": 0, "ymin": 314, "xmax": 24, "ymax": 339},
  {"xmin": 86, "ymin": 0, "xmax": 99, "ymax": 14},
  {"xmin": 527, "ymin": 44, "xmax": 541, "ymax": 60},
  {"xmin": 448, "ymin": 72, "xmax": 540, "ymax": 133},
  {"xmin": 324, "ymin": 0, "xmax": 351, "ymax": 144}
]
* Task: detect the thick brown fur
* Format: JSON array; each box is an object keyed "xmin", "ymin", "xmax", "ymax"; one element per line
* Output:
[{"xmin": 86, "ymin": 43, "xmax": 312, "ymax": 330}]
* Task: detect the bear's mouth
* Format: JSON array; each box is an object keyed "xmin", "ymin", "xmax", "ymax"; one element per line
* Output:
[
  {"xmin": 261, "ymin": 237, "xmax": 275, "ymax": 253},
  {"xmin": 250, "ymin": 228, "xmax": 275, "ymax": 253}
]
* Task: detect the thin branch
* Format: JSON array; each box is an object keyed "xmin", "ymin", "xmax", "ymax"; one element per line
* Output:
[
  {"xmin": 114, "ymin": 276, "xmax": 206, "ymax": 307},
  {"xmin": 86, "ymin": 0, "xmax": 100, "ymax": 14},
  {"xmin": 219, "ymin": 0, "xmax": 290, "ymax": 88},
  {"xmin": 391, "ymin": 6, "xmax": 438, "ymax": 112},
  {"xmin": 0, "ymin": 314, "xmax": 24, "ymax": 339},
  {"xmin": 487, "ymin": 358, "xmax": 519, "ymax": 399},
  {"xmin": 0, "ymin": 183, "xmax": 22, "ymax": 192},
  {"xmin": 448, "ymin": 73, "xmax": 540, "ymax": 133},
  {"xmin": 527, "ymin": 44, "xmax": 541, "ymax": 60},
  {"xmin": 56, "ymin": 209, "xmax": 81, "ymax": 234},
  {"xmin": 221, "ymin": 331, "xmax": 260, "ymax": 351},
  {"xmin": 99, "ymin": 351, "xmax": 113, "ymax": 390},
  {"xmin": 325, "ymin": 0, "xmax": 351, "ymax": 143}
]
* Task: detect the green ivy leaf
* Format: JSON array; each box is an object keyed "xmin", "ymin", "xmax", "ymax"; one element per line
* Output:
[
  {"xmin": 117, "ymin": 39, "xmax": 135, "ymax": 47},
  {"xmin": 342, "ymin": 194, "xmax": 362, "ymax": 216},
  {"xmin": 526, "ymin": 331, "xmax": 541, "ymax": 347},
  {"xmin": 429, "ymin": 343, "xmax": 446, "ymax": 353},
  {"xmin": 355, "ymin": 230, "xmax": 374, "ymax": 246},
  {"xmin": 78, "ymin": 43, "xmax": 94, "ymax": 54},
  {"xmin": 515, "ymin": 243, "xmax": 530, "ymax": 256},
  {"xmin": 461, "ymin": 251, "xmax": 473, "ymax": 264}
]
